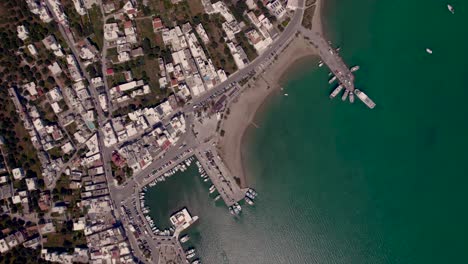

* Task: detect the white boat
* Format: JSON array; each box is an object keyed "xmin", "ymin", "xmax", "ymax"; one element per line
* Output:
[
  {"xmin": 186, "ymin": 249, "xmax": 195, "ymax": 255},
  {"xmin": 354, "ymin": 89, "xmax": 376, "ymax": 109},
  {"xmin": 350, "ymin": 66, "xmax": 360, "ymax": 72},
  {"xmin": 192, "ymin": 260, "xmax": 200, "ymax": 264},
  {"xmin": 341, "ymin": 90, "xmax": 349, "ymax": 101},
  {"xmin": 245, "ymin": 197, "xmax": 254, "ymax": 205},
  {"xmin": 186, "ymin": 253, "xmax": 196, "ymax": 259},
  {"xmin": 426, "ymin": 48, "xmax": 433, "ymax": 54},
  {"xmin": 329, "ymin": 84, "xmax": 344, "ymax": 99},
  {"xmin": 349, "ymin": 91, "xmax": 355, "ymax": 103},
  {"xmin": 234, "ymin": 203, "xmax": 242, "ymax": 214},
  {"xmin": 209, "ymin": 185, "xmax": 216, "ymax": 193},
  {"xmin": 448, "ymin": 4, "xmax": 454, "ymax": 14},
  {"xmin": 180, "ymin": 235, "xmax": 190, "ymax": 243},
  {"xmin": 247, "ymin": 189, "xmax": 258, "ymax": 198},
  {"xmin": 328, "ymin": 75, "xmax": 337, "ymax": 84},
  {"xmin": 318, "ymin": 61, "xmax": 324, "ymax": 67},
  {"xmin": 284, "ymin": 93, "xmax": 289, "ymax": 96}
]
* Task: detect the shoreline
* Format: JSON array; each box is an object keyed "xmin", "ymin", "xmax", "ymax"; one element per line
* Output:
[{"xmin": 217, "ymin": 0, "xmax": 324, "ymax": 187}]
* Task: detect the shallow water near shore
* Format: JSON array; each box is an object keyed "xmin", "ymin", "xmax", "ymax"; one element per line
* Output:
[{"xmin": 146, "ymin": 0, "xmax": 468, "ymax": 263}]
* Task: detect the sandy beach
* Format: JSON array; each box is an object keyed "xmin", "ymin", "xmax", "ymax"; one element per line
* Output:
[{"xmin": 217, "ymin": 1, "xmax": 323, "ymax": 187}]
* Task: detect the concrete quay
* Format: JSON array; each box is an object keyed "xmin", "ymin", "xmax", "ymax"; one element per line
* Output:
[
  {"xmin": 300, "ymin": 26, "xmax": 355, "ymax": 92},
  {"xmin": 195, "ymin": 144, "xmax": 246, "ymax": 207}
]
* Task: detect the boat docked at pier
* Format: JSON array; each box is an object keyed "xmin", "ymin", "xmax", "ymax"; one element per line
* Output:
[
  {"xmin": 328, "ymin": 75, "xmax": 337, "ymax": 84},
  {"xmin": 349, "ymin": 91, "xmax": 355, "ymax": 103},
  {"xmin": 341, "ymin": 90, "xmax": 349, "ymax": 101},
  {"xmin": 186, "ymin": 253, "xmax": 196, "ymax": 259},
  {"xmin": 354, "ymin": 89, "xmax": 376, "ymax": 109},
  {"xmin": 229, "ymin": 203, "xmax": 242, "ymax": 215},
  {"xmin": 180, "ymin": 235, "xmax": 190, "ymax": 243},
  {"xmin": 351, "ymin": 66, "xmax": 360, "ymax": 72},
  {"xmin": 209, "ymin": 185, "xmax": 216, "ymax": 193},
  {"xmin": 330, "ymin": 84, "xmax": 344, "ymax": 99},
  {"xmin": 246, "ymin": 188, "xmax": 258, "ymax": 199},
  {"xmin": 245, "ymin": 197, "xmax": 254, "ymax": 205}
]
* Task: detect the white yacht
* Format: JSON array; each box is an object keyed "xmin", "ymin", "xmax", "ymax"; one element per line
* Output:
[{"xmin": 448, "ymin": 4, "xmax": 454, "ymax": 14}]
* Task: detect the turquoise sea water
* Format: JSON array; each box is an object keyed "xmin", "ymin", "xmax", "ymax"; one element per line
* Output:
[{"xmin": 146, "ymin": 0, "xmax": 468, "ymax": 263}]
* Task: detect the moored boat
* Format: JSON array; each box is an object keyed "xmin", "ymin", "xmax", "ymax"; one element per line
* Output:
[
  {"xmin": 180, "ymin": 235, "xmax": 190, "ymax": 243},
  {"xmin": 245, "ymin": 197, "xmax": 254, "ymax": 205},
  {"xmin": 209, "ymin": 185, "xmax": 216, "ymax": 193},
  {"xmin": 354, "ymin": 89, "xmax": 376, "ymax": 109},
  {"xmin": 350, "ymin": 65, "xmax": 360, "ymax": 72},
  {"xmin": 349, "ymin": 91, "xmax": 355, "ymax": 103},
  {"xmin": 330, "ymin": 84, "xmax": 344, "ymax": 99},
  {"xmin": 341, "ymin": 90, "xmax": 349, "ymax": 101}
]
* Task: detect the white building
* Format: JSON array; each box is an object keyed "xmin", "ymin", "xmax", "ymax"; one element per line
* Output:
[
  {"xmin": 72, "ymin": 0, "xmax": 87, "ymax": 15},
  {"xmin": 12, "ymin": 168, "xmax": 25, "ymax": 180},
  {"xmin": 24, "ymin": 82, "xmax": 38, "ymax": 96},
  {"xmin": 267, "ymin": 0, "xmax": 287, "ymax": 18},
  {"xmin": 27, "ymin": 44, "xmax": 38, "ymax": 56},
  {"xmin": 17, "ymin": 25, "xmax": 29, "ymax": 41},
  {"xmin": 195, "ymin": 24, "xmax": 210, "ymax": 44},
  {"xmin": 61, "ymin": 142, "xmax": 75, "ymax": 154},
  {"xmin": 50, "ymin": 102, "xmax": 62, "ymax": 113},
  {"xmin": 48, "ymin": 62, "xmax": 63, "ymax": 75},
  {"xmin": 104, "ymin": 23, "xmax": 120, "ymax": 41},
  {"xmin": 26, "ymin": 178, "xmax": 37, "ymax": 191}
]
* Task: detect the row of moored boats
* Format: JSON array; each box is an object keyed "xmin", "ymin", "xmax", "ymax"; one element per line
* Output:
[
  {"xmin": 148, "ymin": 157, "xmax": 195, "ymax": 187},
  {"xmin": 229, "ymin": 188, "xmax": 258, "ymax": 215},
  {"xmin": 139, "ymin": 157, "xmax": 197, "ymax": 237},
  {"xmin": 328, "ymin": 65, "xmax": 359, "ymax": 103}
]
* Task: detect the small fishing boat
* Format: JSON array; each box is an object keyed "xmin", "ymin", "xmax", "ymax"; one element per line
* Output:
[{"xmin": 448, "ymin": 4, "xmax": 455, "ymax": 14}]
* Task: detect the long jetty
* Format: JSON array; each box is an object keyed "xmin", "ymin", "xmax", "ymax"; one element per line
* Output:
[
  {"xmin": 300, "ymin": 27, "xmax": 376, "ymax": 108},
  {"xmin": 195, "ymin": 144, "xmax": 245, "ymax": 207}
]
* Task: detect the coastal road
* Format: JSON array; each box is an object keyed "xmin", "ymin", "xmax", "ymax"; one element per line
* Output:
[{"xmin": 183, "ymin": 0, "xmax": 306, "ymax": 110}]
